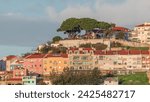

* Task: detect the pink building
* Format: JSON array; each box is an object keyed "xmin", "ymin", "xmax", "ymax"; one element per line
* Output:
[
  {"xmin": 23, "ymin": 53, "xmax": 46, "ymax": 75},
  {"xmin": 13, "ymin": 68, "xmax": 27, "ymax": 79},
  {"xmin": 4, "ymin": 55, "xmax": 18, "ymax": 71}
]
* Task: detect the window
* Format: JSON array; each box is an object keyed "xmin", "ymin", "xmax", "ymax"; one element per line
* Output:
[
  {"xmin": 64, "ymin": 61, "xmax": 67, "ymax": 64},
  {"xmin": 73, "ymin": 56, "xmax": 79, "ymax": 60}
]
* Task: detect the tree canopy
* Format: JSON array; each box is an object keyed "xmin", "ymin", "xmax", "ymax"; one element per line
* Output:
[
  {"xmin": 57, "ymin": 18, "xmax": 114, "ymax": 39},
  {"xmin": 52, "ymin": 36, "xmax": 62, "ymax": 43},
  {"xmin": 50, "ymin": 68, "xmax": 103, "ymax": 85},
  {"xmin": 58, "ymin": 18, "xmax": 113, "ymax": 32}
]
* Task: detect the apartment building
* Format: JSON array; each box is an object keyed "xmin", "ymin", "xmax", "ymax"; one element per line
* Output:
[
  {"xmin": 43, "ymin": 54, "xmax": 68, "ymax": 75},
  {"xmin": 130, "ymin": 22, "xmax": 150, "ymax": 44},
  {"xmin": 23, "ymin": 53, "xmax": 46, "ymax": 75},
  {"xmin": 68, "ymin": 48, "xmax": 95, "ymax": 70},
  {"xmin": 95, "ymin": 50, "xmax": 150, "ymax": 72}
]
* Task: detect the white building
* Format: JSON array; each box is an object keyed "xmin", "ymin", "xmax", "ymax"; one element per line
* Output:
[{"xmin": 130, "ymin": 22, "xmax": 150, "ymax": 44}]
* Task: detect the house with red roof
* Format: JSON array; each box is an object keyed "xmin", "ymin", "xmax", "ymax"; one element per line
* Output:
[{"xmin": 23, "ymin": 53, "xmax": 46, "ymax": 75}]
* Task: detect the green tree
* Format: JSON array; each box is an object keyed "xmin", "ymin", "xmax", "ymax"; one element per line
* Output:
[
  {"xmin": 116, "ymin": 31, "xmax": 125, "ymax": 39},
  {"xmin": 52, "ymin": 36, "xmax": 62, "ymax": 43},
  {"xmin": 50, "ymin": 68, "xmax": 103, "ymax": 85},
  {"xmin": 58, "ymin": 18, "xmax": 113, "ymax": 39}
]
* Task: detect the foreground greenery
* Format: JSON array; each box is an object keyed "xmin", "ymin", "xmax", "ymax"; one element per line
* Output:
[
  {"xmin": 50, "ymin": 68, "xmax": 104, "ymax": 85},
  {"xmin": 118, "ymin": 72, "xmax": 149, "ymax": 85}
]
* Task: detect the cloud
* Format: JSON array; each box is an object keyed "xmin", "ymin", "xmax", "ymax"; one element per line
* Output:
[{"xmin": 46, "ymin": 0, "xmax": 150, "ymax": 27}]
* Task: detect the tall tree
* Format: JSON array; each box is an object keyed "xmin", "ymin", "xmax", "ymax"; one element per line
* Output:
[{"xmin": 57, "ymin": 18, "xmax": 113, "ymax": 39}]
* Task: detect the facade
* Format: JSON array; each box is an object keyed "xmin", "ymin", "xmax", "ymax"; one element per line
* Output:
[
  {"xmin": 4, "ymin": 55, "xmax": 18, "ymax": 71},
  {"xmin": 23, "ymin": 53, "xmax": 46, "ymax": 75},
  {"xmin": 10, "ymin": 59, "xmax": 23, "ymax": 71},
  {"xmin": 0, "ymin": 60, "xmax": 6, "ymax": 71},
  {"xmin": 68, "ymin": 48, "xmax": 95, "ymax": 70},
  {"xmin": 13, "ymin": 68, "xmax": 27, "ymax": 79},
  {"xmin": 22, "ymin": 76, "xmax": 36, "ymax": 85},
  {"xmin": 95, "ymin": 50, "xmax": 150, "ymax": 72},
  {"xmin": 130, "ymin": 22, "xmax": 150, "ymax": 44},
  {"xmin": 43, "ymin": 54, "xmax": 68, "ymax": 75}
]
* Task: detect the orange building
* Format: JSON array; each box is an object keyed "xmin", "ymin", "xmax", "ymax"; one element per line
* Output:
[{"xmin": 43, "ymin": 54, "xmax": 68, "ymax": 75}]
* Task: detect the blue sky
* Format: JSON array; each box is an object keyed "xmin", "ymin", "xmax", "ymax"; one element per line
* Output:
[{"xmin": 0, "ymin": 0, "xmax": 150, "ymax": 58}]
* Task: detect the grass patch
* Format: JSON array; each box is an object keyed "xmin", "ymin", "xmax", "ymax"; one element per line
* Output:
[
  {"xmin": 118, "ymin": 72, "xmax": 149, "ymax": 85},
  {"xmin": 122, "ymin": 46, "xmax": 149, "ymax": 50}
]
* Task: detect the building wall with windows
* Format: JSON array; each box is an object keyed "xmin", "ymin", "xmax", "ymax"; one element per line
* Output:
[
  {"xmin": 95, "ymin": 50, "xmax": 150, "ymax": 72},
  {"xmin": 130, "ymin": 22, "xmax": 150, "ymax": 44},
  {"xmin": 23, "ymin": 53, "xmax": 46, "ymax": 75},
  {"xmin": 68, "ymin": 48, "xmax": 95, "ymax": 70},
  {"xmin": 13, "ymin": 68, "xmax": 27, "ymax": 79},
  {"xmin": 43, "ymin": 54, "xmax": 68, "ymax": 75}
]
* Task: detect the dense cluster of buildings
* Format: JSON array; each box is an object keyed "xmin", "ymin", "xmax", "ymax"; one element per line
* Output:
[
  {"xmin": 1, "ymin": 22, "xmax": 150, "ymax": 85},
  {"xmin": 1, "ymin": 47, "xmax": 150, "ymax": 84}
]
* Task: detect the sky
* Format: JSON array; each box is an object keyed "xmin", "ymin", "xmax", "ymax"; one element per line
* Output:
[{"xmin": 0, "ymin": 0, "xmax": 150, "ymax": 58}]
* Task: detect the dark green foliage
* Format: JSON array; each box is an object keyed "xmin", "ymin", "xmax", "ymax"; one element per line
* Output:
[
  {"xmin": 79, "ymin": 43, "xmax": 107, "ymax": 50},
  {"xmin": 116, "ymin": 31, "xmax": 125, "ymax": 39},
  {"xmin": 22, "ymin": 52, "xmax": 32, "ymax": 57},
  {"xmin": 50, "ymin": 68, "xmax": 103, "ymax": 85},
  {"xmin": 58, "ymin": 18, "xmax": 113, "ymax": 39},
  {"xmin": 80, "ymin": 43, "xmax": 92, "ymax": 48},
  {"xmin": 58, "ymin": 18, "xmax": 112, "ymax": 31},
  {"xmin": 92, "ymin": 43, "xmax": 107, "ymax": 50},
  {"xmin": 111, "ymin": 42, "xmax": 122, "ymax": 47},
  {"xmin": 122, "ymin": 46, "xmax": 149, "ymax": 50},
  {"xmin": 40, "ymin": 46, "xmax": 52, "ymax": 54},
  {"xmin": 52, "ymin": 36, "xmax": 62, "ymax": 43}
]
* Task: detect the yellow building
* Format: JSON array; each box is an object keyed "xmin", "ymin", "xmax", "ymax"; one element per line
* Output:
[{"xmin": 43, "ymin": 54, "xmax": 68, "ymax": 75}]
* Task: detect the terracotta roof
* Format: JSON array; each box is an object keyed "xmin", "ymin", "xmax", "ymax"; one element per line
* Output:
[
  {"xmin": 25, "ymin": 53, "xmax": 46, "ymax": 59},
  {"xmin": 136, "ymin": 24, "xmax": 150, "ymax": 27},
  {"xmin": 141, "ymin": 50, "xmax": 149, "ymax": 54},
  {"xmin": 6, "ymin": 55, "xmax": 17, "ymax": 60},
  {"xmin": 129, "ymin": 50, "xmax": 141, "ymax": 55},
  {"xmin": 118, "ymin": 50, "xmax": 129, "ymax": 55},
  {"xmin": 112, "ymin": 26, "xmax": 129, "ymax": 32},
  {"xmin": 94, "ymin": 50, "xmax": 150, "ymax": 55},
  {"xmin": 44, "ymin": 54, "xmax": 68, "ymax": 58},
  {"xmin": 94, "ymin": 50, "xmax": 105, "ymax": 55},
  {"xmin": 69, "ymin": 47, "xmax": 79, "ymax": 51}
]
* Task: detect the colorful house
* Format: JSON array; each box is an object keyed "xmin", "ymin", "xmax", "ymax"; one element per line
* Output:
[
  {"xmin": 13, "ymin": 68, "xmax": 27, "ymax": 79},
  {"xmin": 10, "ymin": 59, "xmax": 23, "ymax": 71},
  {"xmin": 4, "ymin": 55, "xmax": 18, "ymax": 71},
  {"xmin": 43, "ymin": 54, "xmax": 68, "ymax": 75},
  {"xmin": 23, "ymin": 53, "xmax": 46, "ymax": 75}
]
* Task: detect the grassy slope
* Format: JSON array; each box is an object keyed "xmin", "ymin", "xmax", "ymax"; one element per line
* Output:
[{"xmin": 118, "ymin": 72, "xmax": 149, "ymax": 85}]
